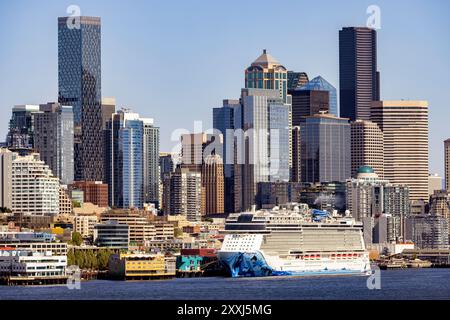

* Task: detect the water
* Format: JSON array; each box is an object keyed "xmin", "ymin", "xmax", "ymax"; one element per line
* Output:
[{"xmin": 1, "ymin": 269, "xmax": 449, "ymax": 300}]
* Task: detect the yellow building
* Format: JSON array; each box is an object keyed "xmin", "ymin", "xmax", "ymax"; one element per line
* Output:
[{"xmin": 108, "ymin": 253, "xmax": 176, "ymax": 280}]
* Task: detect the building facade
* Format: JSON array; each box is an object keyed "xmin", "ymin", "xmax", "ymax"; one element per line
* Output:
[
  {"xmin": 201, "ymin": 155, "xmax": 225, "ymax": 215},
  {"xmin": 34, "ymin": 103, "xmax": 74, "ymax": 185},
  {"xmin": 339, "ymin": 27, "xmax": 379, "ymax": 121},
  {"xmin": 445, "ymin": 139, "xmax": 450, "ymax": 191},
  {"xmin": 300, "ymin": 113, "xmax": 351, "ymax": 183},
  {"xmin": 11, "ymin": 153, "xmax": 60, "ymax": 216},
  {"xmin": 58, "ymin": 16, "xmax": 103, "ymax": 181},
  {"xmin": 6, "ymin": 105, "xmax": 40, "ymax": 153},
  {"xmin": 350, "ymin": 120, "xmax": 384, "ymax": 178},
  {"xmin": 371, "ymin": 100, "xmax": 429, "ymax": 202},
  {"xmin": 296, "ymin": 76, "xmax": 338, "ymax": 117},
  {"xmin": 70, "ymin": 181, "xmax": 108, "ymax": 207}
]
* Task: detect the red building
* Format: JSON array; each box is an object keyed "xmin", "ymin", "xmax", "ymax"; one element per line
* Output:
[{"xmin": 71, "ymin": 181, "xmax": 108, "ymax": 207}]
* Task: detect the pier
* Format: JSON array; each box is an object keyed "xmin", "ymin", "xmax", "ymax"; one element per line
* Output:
[{"xmin": 0, "ymin": 275, "xmax": 68, "ymax": 286}]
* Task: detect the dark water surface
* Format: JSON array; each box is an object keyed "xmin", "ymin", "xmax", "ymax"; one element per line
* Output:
[{"xmin": 1, "ymin": 269, "xmax": 449, "ymax": 300}]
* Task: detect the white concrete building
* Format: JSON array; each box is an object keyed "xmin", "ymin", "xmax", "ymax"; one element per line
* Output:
[{"xmin": 11, "ymin": 153, "xmax": 60, "ymax": 216}]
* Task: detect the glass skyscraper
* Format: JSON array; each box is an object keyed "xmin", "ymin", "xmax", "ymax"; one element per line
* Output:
[
  {"xmin": 300, "ymin": 113, "xmax": 351, "ymax": 183},
  {"xmin": 58, "ymin": 16, "xmax": 103, "ymax": 181}
]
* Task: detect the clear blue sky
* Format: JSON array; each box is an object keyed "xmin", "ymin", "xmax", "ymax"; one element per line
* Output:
[{"xmin": 1, "ymin": 0, "xmax": 449, "ymax": 176}]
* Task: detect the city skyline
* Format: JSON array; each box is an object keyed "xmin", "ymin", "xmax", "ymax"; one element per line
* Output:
[{"xmin": 1, "ymin": 0, "xmax": 449, "ymax": 177}]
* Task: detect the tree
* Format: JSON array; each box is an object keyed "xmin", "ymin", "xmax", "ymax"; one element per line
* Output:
[
  {"xmin": 174, "ymin": 228, "xmax": 183, "ymax": 238},
  {"xmin": 72, "ymin": 200, "xmax": 82, "ymax": 208},
  {"xmin": 0, "ymin": 207, "xmax": 12, "ymax": 213},
  {"xmin": 71, "ymin": 232, "xmax": 83, "ymax": 246}
]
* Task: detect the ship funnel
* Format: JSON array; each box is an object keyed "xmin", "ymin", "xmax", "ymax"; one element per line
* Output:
[{"xmin": 251, "ymin": 205, "xmax": 256, "ymax": 212}]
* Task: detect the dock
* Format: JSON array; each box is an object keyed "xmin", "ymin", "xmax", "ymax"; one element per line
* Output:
[{"xmin": 0, "ymin": 275, "xmax": 68, "ymax": 286}]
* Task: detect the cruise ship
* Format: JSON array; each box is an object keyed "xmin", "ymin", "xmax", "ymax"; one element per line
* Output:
[{"xmin": 218, "ymin": 204, "xmax": 370, "ymax": 278}]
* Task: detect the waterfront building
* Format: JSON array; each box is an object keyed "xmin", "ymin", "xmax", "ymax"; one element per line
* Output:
[
  {"xmin": 287, "ymin": 71, "xmax": 309, "ymax": 91},
  {"xmin": 108, "ymin": 252, "xmax": 176, "ymax": 280},
  {"xmin": 70, "ymin": 181, "xmax": 108, "ymax": 208},
  {"xmin": 94, "ymin": 220, "xmax": 129, "ymax": 249},
  {"xmin": 11, "ymin": 153, "xmax": 60, "ymax": 216},
  {"xmin": 0, "ymin": 232, "xmax": 68, "ymax": 256},
  {"xmin": 300, "ymin": 113, "xmax": 350, "ymax": 183},
  {"xmin": 429, "ymin": 174, "xmax": 443, "ymax": 196},
  {"xmin": 6, "ymin": 105, "xmax": 40, "ymax": 153},
  {"xmin": 0, "ymin": 249, "xmax": 67, "ymax": 278},
  {"xmin": 33, "ymin": 103, "xmax": 74, "ymax": 185},
  {"xmin": 58, "ymin": 16, "xmax": 103, "ymax": 181},
  {"xmin": 350, "ymin": 120, "xmax": 384, "ymax": 178},
  {"xmin": 405, "ymin": 214, "xmax": 449, "ymax": 250},
  {"xmin": 371, "ymin": 100, "xmax": 429, "ymax": 202},
  {"xmin": 0, "ymin": 148, "xmax": 13, "ymax": 209},
  {"xmin": 339, "ymin": 27, "xmax": 380, "ymax": 121}
]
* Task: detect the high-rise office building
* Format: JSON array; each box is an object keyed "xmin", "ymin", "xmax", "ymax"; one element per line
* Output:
[
  {"xmin": 300, "ymin": 113, "xmax": 351, "ymax": 183},
  {"xmin": 213, "ymin": 99, "xmax": 239, "ymax": 214},
  {"xmin": 339, "ymin": 27, "xmax": 379, "ymax": 121},
  {"xmin": 201, "ymin": 154, "xmax": 225, "ymax": 215},
  {"xmin": 245, "ymin": 50, "xmax": 289, "ymax": 103},
  {"xmin": 234, "ymin": 88, "xmax": 291, "ymax": 212},
  {"xmin": 296, "ymin": 76, "xmax": 338, "ymax": 117},
  {"xmin": 143, "ymin": 118, "xmax": 160, "ymax": 207},
  {"xmin": 159, "ymin": 152, "xmax": 175, "ymax": 180},
  {"xmin": 11, "ymin": 153, "xmax": 60, "ymax": 216},
  {"xmin": 58, "ymin": 16, "xmax": 103, "ymax": 181},
  {"xmin": 180, "ymin": 133, "xmax": 217, "ymax": 172},
  {"xmin": 0, "ymin": 148, "xmax": 14, "ymax": 209},
  {"xmin": 445, "ymin": 139, "xmax": 450, "ymax": 191},
  {"xmin": 6, "ymin": 105, "xmax": 40, "ymax": 153},
  {"xmin": 287, "ymin": 71, "xmax": 309, "ymax": 91},
  {"xmin": 105, "ymin": 109, "xmax": 159, "ymax": 209},
  {"xmin": 292, "ymin": 126, "xmax": 301, "ymax": 183},
  {"xmin": 371, "ymin": 100, "xmax": 429, "ymax": 201},
  {"xmin": 33, "ymin": 103, "xmax": 74, "ymax": 185},
  {"xmin": 350, "ymin": 120, "xmax": 384, "ymax": 178},
  {"xmin": 290, "ymin": 89, "xmax": 329, "ymax": 126},
  {"xmin": 101, "ymin": 98, "xmax": 116, "ymax": 130}
]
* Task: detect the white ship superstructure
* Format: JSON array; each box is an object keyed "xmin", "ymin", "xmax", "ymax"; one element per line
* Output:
[{"xmin": 218, "ymin": 204, "xmax": 370, "ymax": 277}]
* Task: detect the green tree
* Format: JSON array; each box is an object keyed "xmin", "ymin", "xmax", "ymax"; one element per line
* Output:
[
  {"xmin": 67, "ymin": 248, "xmax": 75, "ymax": 266},
  {"xmin": 174, "ymin": 228, "xmax": 183, "ymax": 238},
  {"xmin": 71, "ymin": 232, "xmax": 83, "ymax": 246},
  {"xmin": 72, "ymin": 200, "xmax": 82, "ymax": 208}
]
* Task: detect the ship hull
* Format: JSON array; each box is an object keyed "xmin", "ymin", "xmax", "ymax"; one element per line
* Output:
[{"xmin": 218, "ymin": 250, "xmax": 370, "ymax": 278}]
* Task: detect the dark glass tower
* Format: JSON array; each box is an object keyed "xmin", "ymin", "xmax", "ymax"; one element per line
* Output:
[
  {"xmin": 58, "ymin": 16, "xmax": 103, "ymax": 181},
  {"xmin": 339, "ymin": 27, "xmax": 379, "ymax": 121}
]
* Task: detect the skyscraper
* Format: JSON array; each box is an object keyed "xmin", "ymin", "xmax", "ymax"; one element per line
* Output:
[
  {"xmin": 287, "ymin": 71, "xmax": 309, "ymax": 91},
  {"xmin": 11, "ymin": 153, "xmax": 60, "ymax": 216},
  {"xmin": 6, "ymin": 105, "xmax": 40, "ymax": 153},
  {"xmin": 290, "ymin": 89, "xmax": 330, "ymax": 126},
  {"xmin": 234, "ymin": 88, "xmax": 291, "ymax": 212},
  {"xmin": 213, "ymin": 99, "xmax": 239, "ymax": 213},
  {"xmin": 34, "ymin": 103, "xmax": 74, "ymax": 185},
  {"xmin": 445, "ymin": 139, "xmax": 450, "ymax": 191},
  {"xmin": 296, "ymin": 76, "xmax": 338, "ymax": 117},
  {"xmin": 339, "ymin": 27, "xmax": 379, "ymax": 121},
  {"xmin": 350, "ymin": 120, "xmax": 384, "ymax": 178},
  {"xmin": 143, "ymin": 118, "xmax": 160, "ymax": 207},
  {"xmin": 371, "ymin": 100, "xmax": 429, "ymax": 201},
  {"xmin": 105, "ymin": 109, "xmax": 159, "ymax": 209},
  {"xmin": 201, "ymin": 154, "xmax": 225, "ymax": 215},
  {"xmin": 58, "ymin": 16, "xmax": 103, "ymax": 181},
  {"xmin": 300, "ymin": 113, "xmax": 351, "ymax": 183},
  {"xmin": 245, "ymin": 49, "xmax": 288, "ymax": 103}
]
